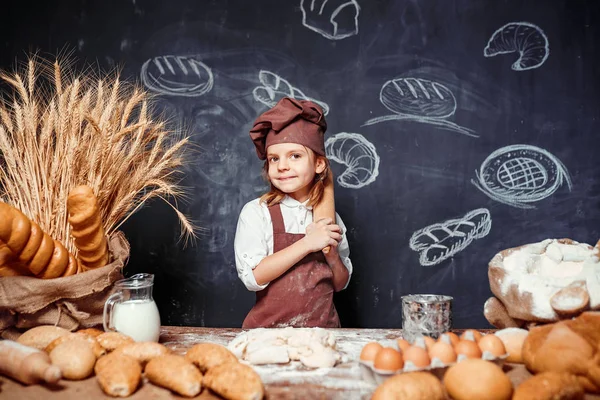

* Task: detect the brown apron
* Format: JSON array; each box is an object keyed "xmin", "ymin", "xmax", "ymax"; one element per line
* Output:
[{"xmin": 242, "ymin": 203, "xmax": 340, "ymax": 329}]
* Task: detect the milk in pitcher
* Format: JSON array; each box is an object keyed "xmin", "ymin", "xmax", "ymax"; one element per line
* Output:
[{"xmin": 113, "ymin": 299, "xmax": 161, "ymax": 342}]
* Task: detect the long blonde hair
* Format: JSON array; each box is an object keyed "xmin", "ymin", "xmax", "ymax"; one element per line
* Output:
[{"xmin": 259, "ymin": 148, "xmax": 331, "ymax": 208}]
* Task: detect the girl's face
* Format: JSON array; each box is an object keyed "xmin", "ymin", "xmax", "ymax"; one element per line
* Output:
[{"xmin": 266, "ymin": 143, "xmax": 326, "ymax": 202}]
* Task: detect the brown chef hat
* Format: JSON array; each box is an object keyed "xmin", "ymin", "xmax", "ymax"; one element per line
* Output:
[{"xmin": 249, "ymin": 97, "xmax": 327, "ymax": 160}]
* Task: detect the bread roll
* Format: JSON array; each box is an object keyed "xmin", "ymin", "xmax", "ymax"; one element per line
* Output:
[
  {"xmin": 45, "ymin": 332, "xmax": 106, "ymax": 358},
  {"xmin": 49, "ymin": 339, "xmax": 96, "ymax": 380},
  {"xmin": 96, "ymin": 331, "xmax": 135, "ymax": 352},
  {"xmin": 95, "ymin": 353, "xmax": 141, "ymax": 397},
  {"xmin": 203, "ymin": 362, "xmax": 264, "ymax": 400},
  {"xmin": 513, "ymin": 371, "xmax": 584, "ymax": 400},
  {"xmin": 371, "ymin": 371, "xmax": 446, "ymax": 400},
  {"xmin": 17, "ymin": 325, "xmax": 71, "ymax": 350},
  {"xmin": 67, "ymin": 185, "xmax": 109, "ymax": 269},
  {"xmin": 185, "ymin": 342, "xmax": 238, "ymax": 373},
  {"xmin": 145, "ymin": 354, "xmax": 202, "ymax": 397},
  {"xmin": 112, "ymin": 342, "xmax": 169, "ymax": 366},
  {"xmin": 76, "ymin": 327, "xmax": 104, "ymax": 337}
]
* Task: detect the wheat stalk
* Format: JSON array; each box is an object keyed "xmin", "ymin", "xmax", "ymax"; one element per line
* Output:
[{"xmin": 0, "ymin": 55, "xmax": 196, "ymax": 253}]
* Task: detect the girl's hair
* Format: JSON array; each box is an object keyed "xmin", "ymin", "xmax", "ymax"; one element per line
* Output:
[{"xmin": 259, "ymin": 149, "xmax": 332, "ymax": 208}]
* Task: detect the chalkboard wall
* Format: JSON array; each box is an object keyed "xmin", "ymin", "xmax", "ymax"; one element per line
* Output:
[{"xmin": 2, "ymin": 0, "xmax": 599, "ymax": 328}]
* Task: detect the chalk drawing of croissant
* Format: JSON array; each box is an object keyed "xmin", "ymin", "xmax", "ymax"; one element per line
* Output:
[
  {"xmin": 363, "ymin": 77, "xmax": 477, "ymax": 138},
  {"xmin": 484, "ymin": 22, "xmax": 550, "ymax": 71},
  {"xmin": 252, "ymin": 70, "xmax": 330, "ymax": 115},
  {"xmin": 410, "ymin": 208, "xmax": 492, "ymax": 266},
  {"xmin": 325, "ymin": 132, "xmax": 379, "ymax": 189},
  {"xmin": 140, "ymin": 55, "xmax": 214, "ymax": 97}
]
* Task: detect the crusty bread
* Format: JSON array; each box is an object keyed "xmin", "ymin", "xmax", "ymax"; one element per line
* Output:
[
  {"xmin": 67, "ymin": 185, "xmax": 109, "ymax": 269},
  {"xmin": 112, "ymin": 342, "xmax": 169, "ymax": 366},
  {"xmin": 185, "ymin": 342, "xmax": 238, "ymax": 373},
  {"xmin": 372, "ymin": 371, "xmax": 446, "ymax": 400},
  {"xmin": 145, "ymin": 354, "xmax": 203, "ymax": 397},
  {"xmin": 96, "ymin": 332, "xmax": 135, "ymax": 352},
  {"xmin": 203, "ymin": 362, "xmax": 264, "ymax": 400},
  {"xmin": 513, "ymin": 371, "xmax": 584, "ymax": 400},
  {"xmin": 95, "ymin": 353, "xmax": 141, "ymax": 397},
  {"xmin": 17, "ymin": 325, "xmax": 71, "ymax": 350}
]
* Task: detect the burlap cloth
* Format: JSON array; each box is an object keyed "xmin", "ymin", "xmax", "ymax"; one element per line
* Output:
[{"xmin": 0, "ymin": 231, "xmax": 130, "ymax": 340}]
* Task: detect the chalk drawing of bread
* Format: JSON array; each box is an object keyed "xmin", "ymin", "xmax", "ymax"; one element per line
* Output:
[
  {"xmin": 252, "ymin": 70, "xmax": 330, "ymax": 115},
  {"xmin": 472, "ymin": 144, "xmax": 572, "ymax": 209},
  {"xmin": 380, "ymin": 78, "xmax": 456, "ymax": 118},
  {"xmin": 325, "ymin": 132, "xmax": 379, "ymax": 189},
  {"xmin": 300, "ymin": 0, "xmax": 360, "ymax": 40},
  {"xmin": 409, "ymin": 208, "xmax": 492, "ymax": 266},
  {"xmin": 140, "ymin": 55, "xmax": 214, "ymax": 97},
  {"xmin": 484, "ymin": 22, "xmax": 549, "ymax": 71}
]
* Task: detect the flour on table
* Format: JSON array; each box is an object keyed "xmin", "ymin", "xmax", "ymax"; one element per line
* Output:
[{"xmin": 228, "ymin": 327, "xmax": 342, "ymax": 368}]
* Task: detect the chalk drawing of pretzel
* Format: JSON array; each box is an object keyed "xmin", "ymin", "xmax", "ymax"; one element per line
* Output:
[
  {"xmin": 325, "ymin": 132, "xmax": 379, "ymax": 189},
  {"xmin": 484, "ymin": 22, "xmax": 550, "ymax": 71},
  {"xmin": 363, "ymin": 77, "xmax": 477, "ymax": 137},
  {"xmin": 252, "ymin": 70, "xmax": 330, "ymax": 115},
  {"xmin": 410, "ymin": 208, "xmax": 492, "ymax": 266}
]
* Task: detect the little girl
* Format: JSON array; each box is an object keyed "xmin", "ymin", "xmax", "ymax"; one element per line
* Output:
[{"xmin": 234, "ymin": 97, "xmax": 353, "ymax": 328}]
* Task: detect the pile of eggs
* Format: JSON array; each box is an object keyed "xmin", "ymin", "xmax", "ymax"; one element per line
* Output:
[{"xmin": 359, "ymin": 329, "xmax": 507, "ymax": 373}]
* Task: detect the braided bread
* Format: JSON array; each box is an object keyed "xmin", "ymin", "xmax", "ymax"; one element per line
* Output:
[
  {"xmin": 0, "ymin": 202, "xmax": 76, "ymax": 278},
  {"xmin": 67, "ymin": 185, "xmax": 109, "ymax": 269}
]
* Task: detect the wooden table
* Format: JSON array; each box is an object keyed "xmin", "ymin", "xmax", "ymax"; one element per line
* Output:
[{"xmin": 2, "ymin": 326, "xmax": 599, "ymax": 399}]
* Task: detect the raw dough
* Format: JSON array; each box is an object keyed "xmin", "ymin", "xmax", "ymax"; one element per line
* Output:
[{"xmin": 228, "ymin": 327, "xmax": 341, "ymax": 368}]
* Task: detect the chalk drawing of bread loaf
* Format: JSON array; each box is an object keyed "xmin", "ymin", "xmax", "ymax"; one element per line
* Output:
[
  {"xmin": 140, "ymin": 55, "xmax": 214, "ymax": 97},
  {"xmin": 0, "ymin": 202, "xmax": 78, "ymax": 278},
  {"xmin": 363, "ymin": 77, "xmax": 477, "ymax": 137},
  {"xmin": 300, "ymin": 0, "xmax": 360, "ymax": 40},
  {"xmin": 409, "ymin": 208, "xmax": 492, "ymax": 266},
  {"xmin": 484, "ymin": 22, "xmax": 549, "ymax": 71},
  {"xmin": 252, "ymin": 70, "xmax": 330, "ymax": 115},
  {"xmin": 325, "ymin": 132, "xmax": 379, "ymax": 189}
]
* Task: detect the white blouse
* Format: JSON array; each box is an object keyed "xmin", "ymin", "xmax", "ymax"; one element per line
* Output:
[{"xmin": 234, "ymin": 196, "xmax": 353, "ymax": 292}]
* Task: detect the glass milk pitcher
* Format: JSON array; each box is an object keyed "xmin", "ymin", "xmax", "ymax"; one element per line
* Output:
[{"xmin": 103, "ymin": 273, "xmax": 161, "ymax": 342}]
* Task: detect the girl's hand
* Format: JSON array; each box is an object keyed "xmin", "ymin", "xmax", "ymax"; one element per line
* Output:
[{"xmin": 303, "ymin": 218, "xmax": 342, "ymax": 253}]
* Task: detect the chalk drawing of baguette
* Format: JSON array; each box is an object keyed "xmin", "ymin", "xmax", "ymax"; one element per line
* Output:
[
  {"xmin": 409, "ymin": 208, "xmax": 492, "ymax": 266},
  {"xmin": 363, "ymin": 77, "xmax": 477, "ymax": 138},
  {"xmin": 252, "ymin": 70, "xmax": 330, "ymax": 115},
  {"xmin": 325, "ymin": 132, "xmax": 379, "ymax": 189},
  {"xmin": 484, "ymin": 22, "xmax": 549, "ymax": 71}
]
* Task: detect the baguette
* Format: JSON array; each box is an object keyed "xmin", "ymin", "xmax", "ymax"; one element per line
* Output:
[
  {"xmin": 0, "ymin": 202, "xmax": 76, "ymax": 278},
  {"xmin": 67, "ymin": 185, "xmax": 109, "ymax": 269}
]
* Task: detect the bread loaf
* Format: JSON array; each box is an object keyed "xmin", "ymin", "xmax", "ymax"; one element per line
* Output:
[
  {"xmin": 67, "ymin": 185, "xmax": 109, "ymax": 269},
  {"xmin": 95, "ymin": 353, "xmax": 141, "ymax": 397},
  {"xmin": 185, "ymin": 342, "xmax": 238, "ymax": 373},
  {"xmin": 203, "ymin": 362, "xmax": 264, "ymax": 400},
  {"xmin": 49, "ymin": 339, "xmax": 96, "ymax": 380},
  {"xmin": 513, "ymin": 371, "xmax": 584, "ymax": 400},
  {"xmin": 0, "ymin": 202, "xmax": 76, "ymax": 278},
  {"xmin": 145, "ymin": 354, "xmax": 203, "ymax": 397},
  {"xmin": 17, "ymin": 325, "xmax": 71, "ymax": 350},
  {"xmin": 371, "ymin": 371, "xmax": 446, "ymax": 400}
]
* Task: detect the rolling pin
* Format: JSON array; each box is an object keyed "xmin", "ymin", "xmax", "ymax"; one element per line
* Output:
[{"xmin": 312, "ymin": 172, "xmax": 335, "ymax": 254}]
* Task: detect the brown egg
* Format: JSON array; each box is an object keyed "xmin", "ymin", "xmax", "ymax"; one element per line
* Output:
[
  {"xmin": 396, "ymin": 338, "xmax": 411, "ymax": 353},
  {"xmin": 360, "ymin": 342, "xmax": 383, "ymax": 362},
  {"xmin": 439, "ymin": 332, "xmax": 460, "ymax": 347},
  {"xmin": 428, "ymin": 341, "xmax": 457, "ymax": 364},
  {"xmin": 454, "ymin": 340, "xmax": 483, "ymax": 359},
  {"xmin": 444, "ymin": 358, "xmax": 513, "ymax": 400},
  {"xmin": 423, "ymin": 336, "xmax": 436, "ymax": 350},
  {"xmin": 403, "ymin": 345, "xmax": 431, "ymax": 368},
  {"xmin": 478, "ymin": 334, "xmax": 507, "ymax": 357},
  {"xmin": 460, "ymin": 329, "xmax": 483, "ymax": 342},
  {"xmin": 373, "ymin": 347, "xmax": 404, "ymax": 372}
]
